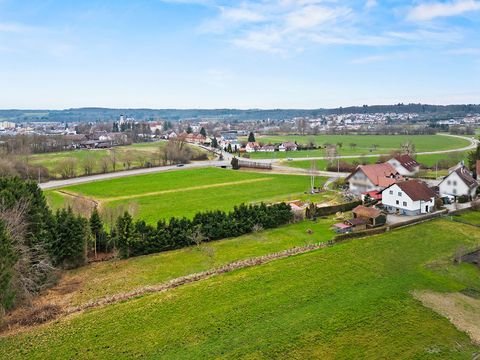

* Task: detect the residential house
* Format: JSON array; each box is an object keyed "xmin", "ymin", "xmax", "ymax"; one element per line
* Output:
[
  {"xmin": 278, "ymin": 142, "xmax": 298, "ymax": 152},
  {"xmin": 346, "ymin": 163, "xmax": 402, "ymax": 195},
  {"xmin": 387, "ymin": 154, "xmax": 420, "ymax": 177},
  {"xmin": 260, "ymin": 145, "xmax": 275, "ymax": 152},
  {"xmin": 245, "ymin": 142, "xmax": 260, "ymax": 153},
  {"xmin": 183, "ymin": 133, "xmax": 207, "ymax": 145},
  {"xmin": 352, "ymin": 205, "xmax": 386, "ymax": 227},
  {"xmin": 438, "ymin": 166, "xmax": 478, "ymax": 200},
  {"xmin": 219, "ymin": 131, "xmax": 239, "ymax": 150},
  {"xmin": 382, "ymin": 180, "xmax": 436, "ymax": 215}
]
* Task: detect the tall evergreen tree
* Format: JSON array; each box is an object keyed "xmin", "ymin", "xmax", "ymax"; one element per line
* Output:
[
  {"xmin": 211, "ymin": 137, "xmax": 218, "ymax": 148},
  {"xmin": 248, "ymin": 132, "xmax": 256, "ymax": 142},
  {"xmin": 117, "ymin": 212, "xmax": 134, "ymax": 258},
  {"xmin": 200, "ymin": 127, "xmax": 207, "ymax": 137},
  {"xmin": 186, "ymin": 125, "xmax": 193, "ymax": 134},
  {"xmin": 89, "ymin": 207, "xmax": 104, "ymax": 258},
  {"xmin": 0, "ymin": 221, "xmax": 15, "ymax": 317}
]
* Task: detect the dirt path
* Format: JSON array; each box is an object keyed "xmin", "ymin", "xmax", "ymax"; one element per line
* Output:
[{"xmin": 413, "ymin": 290, "xmax": 480, "ymax": 345}]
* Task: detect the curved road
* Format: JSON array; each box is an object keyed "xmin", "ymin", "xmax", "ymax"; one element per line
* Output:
[{"xmin": 39, "ymin": 133, "xmax": 477, "ymax": 190}]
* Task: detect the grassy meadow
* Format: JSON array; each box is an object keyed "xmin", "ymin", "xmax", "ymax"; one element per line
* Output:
[
  {"xmin": 283, "ymin": 151, "xmax": 468, "ymax": 173},
  {"xmin": 46, "ymin": 168, "xmax": 334, "ymax": 223},
  {"xmin": 47, "ymin": 219, "xmax": 336, "ymax": 307},
  {"xmin": 243, "ymin": 134, "xmax": 470, "ymax": 159},
  {"xmin": 26, "ymin": 141, "xmax": 208, "ymax": 179},
  {"xmin": 1, "ymin": 218, "xmax": 479, "ymax": 358}
]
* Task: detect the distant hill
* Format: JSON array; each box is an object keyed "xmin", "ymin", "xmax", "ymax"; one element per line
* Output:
[{"xmin": 1, "ymin": 103, "xmax": 479, "ymax": 122}]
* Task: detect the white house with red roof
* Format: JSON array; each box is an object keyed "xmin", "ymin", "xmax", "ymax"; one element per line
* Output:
[
  {"xmin": 382, "ymin": 180, "xmax": 436, "ymax": 215},
  {"xmin": 387, "ymin": 154, "xmax": 420, "ymax": 177},
  {"xmin": 439, "ymin": 166, "xmax": 478, "ymax": 199}
]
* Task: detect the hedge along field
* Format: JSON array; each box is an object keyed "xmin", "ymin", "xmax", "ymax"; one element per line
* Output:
[
  {"xmin": 43, "ymin": 219, "xmax": 336, "ymax": 307},
  {"xmin": 1, "ymin": 219, "xmax": 479, "ymax": 358},
  {"xmin": 47, "ymin": 168, "xmax": 330, "ymax": 223},
  {"xmin": 26, "ymin": 141, "xmax": 208, "ymax": 179},
  {"xmin": 244, "ymin": 134, "xmax": 470, "ymax": 159},
  {"xmin": 283, "ymin": 151, "xmax": 469, "ymax": 171}
]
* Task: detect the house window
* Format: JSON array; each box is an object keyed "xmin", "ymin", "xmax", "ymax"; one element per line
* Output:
[
  {"xmin": 398, "ymin": 192, "xmax": 402, "ymax": 196},
  {"xmin": 403, "ymin": 201, "xmax": 407, "ymax": 206},
  {"xmin": 396, "ymin": 200, "xmax": 399, "ymax": 205},
  {"xmin": 453, "ymin": 188, "xmax": 457, "ymax": 195},
  {"xmin": 389, "ymin": 190, "xmax": 393, "ymax": 195},
  {"xmin": 447, "ymin": 180, "xmax": 451, "ymax": 185},
  {"xmin": 453, "ymin": 181, "xmax": 457, "ymax": 186}
]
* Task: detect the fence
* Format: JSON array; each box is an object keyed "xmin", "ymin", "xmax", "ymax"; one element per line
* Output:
[
  {"xmin": 315, "ymin": 200, "xmax": 363, "ymax": 217},
  {"xmin": 238, "ymin": 160, "xmax": 272, "ymax": 170}
]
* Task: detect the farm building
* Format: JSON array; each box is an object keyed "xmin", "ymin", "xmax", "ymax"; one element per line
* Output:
[
  {"xmin": 279, "ymin": 142, "xmax": 298, "ymax": 151},
  {"xmin": 387, "ymin": 154, "xmax": 420, "ymax": 177},
  {"xmin": 352, "ymin": 205, "xmax": 386, "ymax": 227},
  {"xmin": 333, "ymin": 218, "xmax": 368, "ymax": 233},
  {"xmin": 382, "ymin": 180, "xmax": 436, "ymax": 216}
]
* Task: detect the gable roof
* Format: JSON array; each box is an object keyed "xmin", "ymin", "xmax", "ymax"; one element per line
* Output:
[
  {"xmin": 347, "ymin": 163, "xmax": 400, "ymax": 187},
  {"xmin": 392, "ymin": 154, "xmax": 419, "ymax": 171},
  {"xmin": 454, "ymin": 166, "xmax": 478, "ymax": 189},
  {"xmin": 388, "ymin": 180, "xmax": 436, "ymax": 201},
  {"xmin": 352, "ymin": 205, "xmax": 382, "ymax": 218}
]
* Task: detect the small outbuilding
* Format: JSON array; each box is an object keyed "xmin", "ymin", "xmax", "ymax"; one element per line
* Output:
[{"xmin": 352, "ymin": 205, "xmax": 386, "ymax": 227}]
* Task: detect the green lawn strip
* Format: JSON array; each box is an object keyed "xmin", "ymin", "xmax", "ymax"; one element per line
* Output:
[
  {"xmin": 62, "ymin": 219, "xmax": 334, "ymax": 306},
  {"xmin": 1, "ymin": 219, "xmax": 479, "ymax": 358},
  {"xmin": 454, "ymin": 211, "xmax": 480, "ymax": 226},
  {"xmin": 246, "ymin": 135, "xmax": 469, "ymax": 159}
]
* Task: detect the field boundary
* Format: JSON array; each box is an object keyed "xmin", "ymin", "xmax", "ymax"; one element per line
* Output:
[{"xmin": 61, "ymin": 177, "xmax": 275, "ymax": 203}]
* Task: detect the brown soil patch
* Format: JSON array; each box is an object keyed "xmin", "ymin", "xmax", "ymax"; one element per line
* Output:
[{"xmin": 413, "ymin": 290, "xmax": 480, "ymax": 345}]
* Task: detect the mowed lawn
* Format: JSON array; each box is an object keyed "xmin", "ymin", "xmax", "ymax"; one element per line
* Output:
[
  {"xmin": 246, "ymin": 134, "xmax": 470, "ymax": 159},
  {"xmin": 49, "ymin": 219, "xmax": 336, "ymax": 307},
  {"xmin": 1, "ymin": 219, "xmax": 479, "ymax": 358},
  {"xmin": 48, "ymin": 168, "xmax": 329, "ymax": 223}
]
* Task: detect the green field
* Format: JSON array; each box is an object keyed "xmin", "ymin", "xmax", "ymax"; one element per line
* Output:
[
  {"xmin": 26, "ymin": 142, "xmax": 208, "ymax": 179},
  {"xmin": 47, "ymin": 168, "xmax": 334, "ymax": 223},
  {"xmin": 1, "ymin": 218, "xmax": 479, "ymax": 358},
  {"xmin": 243, "ymin": 134, "xmax": 470, "ymax": 159},
  {"xmin": 283, "ymin": 151, "xmax": 468, "ymax": 173},
  {"xmin": 51, "ymin": 219, "xmax": 336, "ymax": 307}
]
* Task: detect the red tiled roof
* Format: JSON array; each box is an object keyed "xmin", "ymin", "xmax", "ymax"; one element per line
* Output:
[
  {"xmin": 454, "ymin": 166, "xmax": 478, "ymax": 189},
  {"xmin": 393, "ymin": 154, "xmax": 419, "ymax": 171},
  {"xmin": 362, "ymin": 190, "xmax": 382, "ymax": 200},
  {"xmin": 391, "ymin": 180, "xmax": 436, "ymax": 201},
  {"xmin": 347, "ymin": 163, "xmax": 401, "ymax": 187},
  {"xmin": 346, "ymin": 218, "xmax": 369, "ymax": 226}
]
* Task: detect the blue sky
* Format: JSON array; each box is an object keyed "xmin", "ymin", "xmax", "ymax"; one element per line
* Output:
[{"xmin": 0, "ymin": 0, "xmax": 479, "ymax": 109}]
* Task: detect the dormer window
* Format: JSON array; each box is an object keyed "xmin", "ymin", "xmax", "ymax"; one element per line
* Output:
[{"xmin": 398, "ymin": 192, "xmax": 402, "ymax": 197}]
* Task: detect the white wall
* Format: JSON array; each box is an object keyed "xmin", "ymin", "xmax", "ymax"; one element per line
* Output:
[
  {"xmin": 387, "ymin": 159, "xmax": 419, "ymax": 177},
  {"xmin": 439, "ymin": 172, "xmax": 476, "ymax": 198},
  {"xmin": 382, "ymin": 184, "xmax": 434, "ymax": 214}
]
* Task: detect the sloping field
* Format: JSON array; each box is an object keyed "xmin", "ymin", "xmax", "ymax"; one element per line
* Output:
[
  {"xmin": 47, "ymin": 168, "xmax": 331, "ymax": 223},
  {"xmin": 1, "ymin": 219, "xmax": 479, "ymax": 358},
  {"xmin": 246, "ymin": 134, "xmax": 470, "ymax": 159},
  {"xmin": 28, "ymin": 141, "xmax": 208, "ymax": 179}
]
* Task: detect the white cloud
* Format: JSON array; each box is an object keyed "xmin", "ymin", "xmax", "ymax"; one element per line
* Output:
[
  {"xmin": 365, "ymin": 0, "xmax": 377, "ymax": 9},
  {"xmin": 407, "ymin": 0, "xmax": 480, "ymax": 21},
  {"xmin": 220, "ymin": 7, "xmax": 265, "ymax": 22},
  {"xmin": 285, "ymin": 5, "xmax": 352, "ymax": 30}
]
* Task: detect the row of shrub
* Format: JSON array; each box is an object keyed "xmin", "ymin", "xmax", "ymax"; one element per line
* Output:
[{"xmin": 116, "ymin": 203, "xmax": 293, "ymax": 258}]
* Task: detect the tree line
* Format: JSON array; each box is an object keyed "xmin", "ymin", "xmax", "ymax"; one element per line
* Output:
[{"xmin": 0, "ymin": 177, "xmax": 293, "ymax": 321}]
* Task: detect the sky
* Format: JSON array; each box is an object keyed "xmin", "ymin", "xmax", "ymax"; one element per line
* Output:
[{"xmin": 0, "ymin": 0, "xmax": 479, "ymax": 109}]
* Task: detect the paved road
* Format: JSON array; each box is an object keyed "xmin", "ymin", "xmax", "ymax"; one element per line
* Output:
[
  {"xmin": 39, "ymin": 160, "xmax": 230, "ymax": 190},
  {"xmin": 266, "ymin": 133, "xmax": 478, "ymax": 162},
  {"xmin": 39, "ymin": 133, "xmax": 476, "ymax": 190}
]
